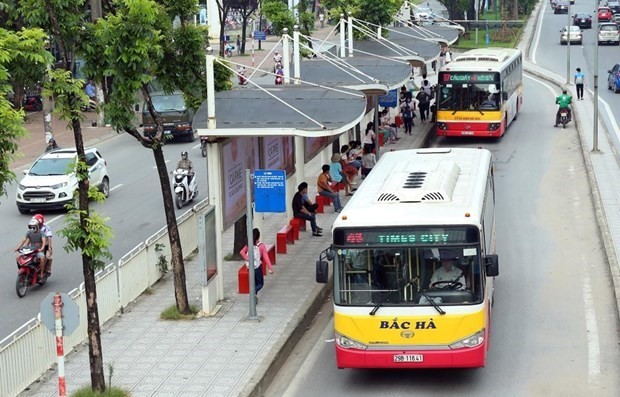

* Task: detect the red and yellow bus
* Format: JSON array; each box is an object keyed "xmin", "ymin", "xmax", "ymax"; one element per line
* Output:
[
  {"xmin": 435, "ymin": 48, "xmax": 522, "ymax": 138},
  {"xmin": 316, "ymin": 148, "xmax": 499, "ymax": 368}
]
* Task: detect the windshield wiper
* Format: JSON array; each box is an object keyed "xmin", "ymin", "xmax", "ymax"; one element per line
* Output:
[
  {"xmin": 370, "ymin": 277, "xmax": 428, "ymax": 316},
  {"xmin": 417, "ymin": 289, "xmax": 446, "ymax": 315}
]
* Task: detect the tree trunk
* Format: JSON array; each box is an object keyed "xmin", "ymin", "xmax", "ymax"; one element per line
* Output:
[
  {"xmin": 12, "ymin": 83, "xmax": 24, "ymax": 110},
  {"xmin": 241, "ymin": 17, "xmax": 248, "ymax": 55},
  {"xmin": 467, "ymin": 0, "xmax": 476, "ymax": 20},
  {"xmin": 232, "ymin": 214, "xmax": 248, "ymax": 260},
  {"xmin": 153, "ymin": 146, "xmax": 191, "ymax": 314},
  {"xmin": 72, "ymin": 117, "xmax": 106, "ymax": 392}
]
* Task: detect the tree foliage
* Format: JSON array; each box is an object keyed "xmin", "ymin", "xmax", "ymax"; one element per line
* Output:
[
  {"xmin": 0, "ymin": 26, "xmax": 50, "ymax": 198},
  {"xmin": 262, "ymin": 0, "xmax": 296, "ymax": 36}
]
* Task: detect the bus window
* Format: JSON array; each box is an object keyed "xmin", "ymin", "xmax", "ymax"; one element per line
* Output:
[{"xmin": 439, "ymin": 83, "xmax": 499, "ymax": 111}]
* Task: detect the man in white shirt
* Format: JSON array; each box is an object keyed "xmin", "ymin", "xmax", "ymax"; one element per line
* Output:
[{"xmin": 430, "ymin": 258, "xmax": 465, "ymax": 290}]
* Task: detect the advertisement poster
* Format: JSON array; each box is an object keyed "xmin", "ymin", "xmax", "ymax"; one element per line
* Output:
[
  {"xmin": 263, "ymin": 136, "xmax": 294, "ymax": 175},
  {"xmin": 222, "ymin": 137, "xmax": 259, "ymax": 228}
]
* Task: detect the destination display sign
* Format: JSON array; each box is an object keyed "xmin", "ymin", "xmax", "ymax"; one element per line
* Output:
[
  {"xmin": 439, "ymin": 72, "xmax": 498, "ymax": 83},
  {"xmin": 333, "ymin": 226, "xmax": 479, "ymax": 247}
]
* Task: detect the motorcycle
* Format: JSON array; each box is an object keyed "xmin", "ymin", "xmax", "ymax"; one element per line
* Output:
[
  {"xmin": 557, "ymin": 107, "xmax": 571, "ymax": 129},
  {"xmin": 172, "ymin": 169, "xmax": 198, "ymax": 209},
  {"xmin": 23, "ymin": 95, "xmax": 43, "ymax": 112},
  {"xmin": 80, "ymin": 98, "xmax": 97, "ymax": 112},
  {"xmin": 15, "ymin": 246, "xmax": 47, "ymax": 298},
  {"xmin": 200, "ymin": 136, "xmax": 208, "ymax": 157}
]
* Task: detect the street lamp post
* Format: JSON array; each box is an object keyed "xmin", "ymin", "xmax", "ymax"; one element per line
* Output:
[
  {"xmin": 593, "ymin": 3, "xmax": 600, "ymax": 152},
  {"xmin": 566, "ymin": 3, "xmax": 571, "ymax": 85}
]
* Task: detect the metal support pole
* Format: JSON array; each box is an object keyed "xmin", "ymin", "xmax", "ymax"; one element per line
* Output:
[
  {"xmin": 53, "ymin": 294, "xmax": 66, "ymax": 397},
  {"xmin": 293, "ymin": 25, "xmax": 301, "ymax": 84},
  {"xmin": 566, "ymin": 3, "xmax": 571, "ymax": 85},
  {"xmin": 283, "ymin": 28, "xmax": 290, "ymax": 84},
  {"xmin": 374, "ymin": 96, "xmax": 381, "ymax": 160},
  {"xmin": 340, "ymin": 14, "xmax": 346, "ymax": 58},
  {"xmin": 593, "ymin": 4, "xmax": 600, "ymax": 152},
  {"xmin": 245, "ymin": 169, "xmax": 258, "ymax": 318},
  {"xmin": 347, "ymin": 12, "xmax": 354, "ymax": 57},
  {"xmin": 205, "ymin": 48, "xmax": 216, "ymax": 130}
]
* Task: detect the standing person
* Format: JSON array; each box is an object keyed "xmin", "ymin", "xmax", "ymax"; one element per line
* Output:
[
  {"xmin": 239, "ymin": 228, "xmax": 271, "ymax": 301},
  {"xmin": 32, "ymin": 214, "xmax": 53, "ymax": 276},
  {"xmin": 319, "ymin": 12, "xmax": 325, "ymax": 28},
  {"xmin": 400, "ymin": 95, "xmax": 415, "ymax": 134},
  {"xmin": 85, "ymin": 79, "xmax": 96, "ymax": 102},
  {"xmin": 317, "ymin": 164, "xmax": 344, "ymax": 212},
  {"xmin": 236, "ymin": 35, "xmax": 241, "ymax": 55},
  {"xmin": 575, "ymin": 67, "xmax": 585, "ymax": 100},
  {"xmin": 16, "ymin": 218, "xmax": 47, "ymax": 278},
  {"xmin": 363, "ymin": 121, "xmax": 376, "ymax": 154},
  {"xmin": 416, "ymin": 89, "xmax": 430, "ymax": 122},
  {"xmin": 361, "ymin": 147, "xmax": 376, "ymax": 179},
  {"xmin": 444, "ymin": 47, "xmax": 453, "ymax": 64},
  {"xmin": 293, "ymin": 182, "xmax": 323, "ymax": 236}
]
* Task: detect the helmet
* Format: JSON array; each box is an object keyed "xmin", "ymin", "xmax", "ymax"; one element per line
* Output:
[
  {"xmin": 28, "ymin": 218, "xmax": 39, "ymax": 232},
  {"xmin": 562, "ymin": 88, "xmax": 567, "ymax": 94},
  {"xmin": 274, "ymin": 51, "xmax": 279, "ymax": 55},
  {"xmin": 181, "ymin": 151, "xmax": 188, "ymax": 160},
  {"xmin": 33, "ymin": 214, "xmax": 45, "ymax": 226}
]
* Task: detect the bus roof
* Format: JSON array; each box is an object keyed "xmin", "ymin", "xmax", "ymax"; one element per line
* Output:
[
  {"xmin": 333, "ymin": 148, "xmax": 492, "ymax": 230},
  {"xmin": 440, "ymin": 48, "xmax": 521, "ymax": 73}
]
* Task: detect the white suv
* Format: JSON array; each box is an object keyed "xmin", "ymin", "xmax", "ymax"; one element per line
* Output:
[
  {"xmin": 598, "ymin": 22, "xmax": 620, "ymax": 45},
  {"xmin": 16, "ymin": 147, "xmax": 109, "ymax": 214}
]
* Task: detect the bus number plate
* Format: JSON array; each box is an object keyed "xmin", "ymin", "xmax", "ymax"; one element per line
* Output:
[
  {"xmin": 393, "ymin": 354, "xmax": 423, "ymax": 363},
  {"xmin": 461, "ymin": 131, "xmax": 474, "ymax": 135}
]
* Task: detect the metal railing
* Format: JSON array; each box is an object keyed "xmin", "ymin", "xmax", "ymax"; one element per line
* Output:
[{"xmin": 0, "ymin": 198, "xmax": 209, "ymax": 397}]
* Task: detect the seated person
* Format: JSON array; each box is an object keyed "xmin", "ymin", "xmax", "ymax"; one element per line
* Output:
[
  {"xmin": 480, "ymin": 93, "xmax": 497, "ymax": 109},
  {"xmin": 429, "ymin": 258, "xmax": 466, "ymax": 290},
  {"xmin": 292, "ymin": 182, "xmax": 322, "ymax": 236}
]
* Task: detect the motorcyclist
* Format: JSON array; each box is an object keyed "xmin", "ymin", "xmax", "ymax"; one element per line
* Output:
[
  {"xmin": 176, "ymin": 151, "xmax": 196, "ymax": 194},
  {"xmin": 45, "ymin": 137, "xmax": 59, "ymax": 153},
  {"xmin": 33, "ymin": 214, "xmax": 53, "ymax": 277},
  {"xmin": 554, "ymin": 88, "xmax": 572, "ymax": 127},
  {"xmin": 273, "ymin": 51, "xmax": 282, "ymax": 72},
  {"xmin": 16, "ymin": 218, "xmax": 47, "ymax": 278}
]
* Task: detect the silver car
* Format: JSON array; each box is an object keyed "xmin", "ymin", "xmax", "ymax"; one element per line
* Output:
[
  {"xmin": 560, "ymin": 25, "xmax": 583, "ymax": 45},
  {"xmin": 598, "ymin": 22, "xmax": 620, "ymax": 45}
]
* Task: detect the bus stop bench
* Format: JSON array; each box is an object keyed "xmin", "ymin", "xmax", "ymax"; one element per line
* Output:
[
  {"xmin": 315, "ymin": 195, "xmax": 332, "ymax": 213},
  {"xmin": 264, "ymin": 243, "xmax": 276, "ymax": 265},
  {"xmin": 290, "ymin": 217, "xmax": 306, "ymax": 239},
  {"xmin": 277, "ymin": 224, "xmax": 295, "ymax": 254}
]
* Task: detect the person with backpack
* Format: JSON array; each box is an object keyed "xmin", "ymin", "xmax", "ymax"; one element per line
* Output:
[
  {"xmin": 416, "ymin": 89, "xmax": 430, "ymax": 122},
  {"xmin": 400, "ymin": 94, "xmax": 416, "ymax": 134},
  {"xmin": 574, "ymin": 67, "xmax": 585, "ymax": 100},
  {"xmin": 240, "ymin": 228, "xmax": 273, "ymax": 299}
]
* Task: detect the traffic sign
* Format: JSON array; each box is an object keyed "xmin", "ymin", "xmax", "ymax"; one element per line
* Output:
[
  {"xmin": 40, "ymin": 292, "xmax": 80, "ymax": 336},
  {"xmin": 254, "ymin": 170, "xmax": 286, "ymax": 213},
  {"xmin": 253, "ymin": 31, "xmax": 267, "ymax": 41}
]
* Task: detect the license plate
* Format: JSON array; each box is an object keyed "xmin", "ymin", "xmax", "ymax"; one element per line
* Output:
[
  {"xmin": 393, "ymin": 354, "xmax": 423, "ymax": 363},
  {"xmin": 30, "ymin": 198, "xmax": 46, "ymax": 203},
  {"xmin": 461, "ymin": 131, "xmax": 474, "ymax": 135},
  {"xmin": 560, "ymin": 112, "xmax": 567, "ymax": 117}
]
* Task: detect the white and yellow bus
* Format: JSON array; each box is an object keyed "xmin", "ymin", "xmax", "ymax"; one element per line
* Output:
[
  {"xmin": 435, "ymin": 48, "xmax": 522, "ymax": 138},
  {"xmin": 316, "ymin": 148, "xmax": 499, "ymax": 368}
]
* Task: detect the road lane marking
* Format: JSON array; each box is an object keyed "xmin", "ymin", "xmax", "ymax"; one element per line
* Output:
[
  {"xmin": 581, "ymin": 256, "xmax": 601, "ymax": 384},
  {"xmin": 153, "ymin": 159, "xmax": 171, "ymax": 169},
  {"xmin": 524, "ymin": 74, "xmax": 558, "ymax": 97},
  {"xmin": 531, "ymin": 1, "xmax": 546, "ymax": 64},
  {"xmin": 46, "ymin": 215, "xmax": 63, "ymax": 225},
  {"xmin": 192, "ymin": 143, "xmax": 201, "ymax": 150},
  {"xmin": 110, "ymin": 184, "xmax": 123, "ymax": 192}
]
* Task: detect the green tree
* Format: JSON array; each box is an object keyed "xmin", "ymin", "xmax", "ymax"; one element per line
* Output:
[
  {"xmin": 262, "ymin": 0, "xmax": 296, "ymax": 36},
  {"xmin": 0, "ymin": 26, "xmax": 50, "ymax": 197},
  {"xmin": 83, "ymin": 0, "xmax": 231, "ymax": 318},
  {"xmin": 18, "ymin": 0, "xmax": 113, "ymax": 391}
]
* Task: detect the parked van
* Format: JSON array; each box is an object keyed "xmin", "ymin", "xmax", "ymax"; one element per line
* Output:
[{"xmin": 141, "ymin": 90, "xmax": 196, "ymax": 141}]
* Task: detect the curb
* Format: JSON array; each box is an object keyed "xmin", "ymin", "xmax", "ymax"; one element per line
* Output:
[{"xmin": 244, "ymin": 122, "xmax": 436, "ymax": 397}]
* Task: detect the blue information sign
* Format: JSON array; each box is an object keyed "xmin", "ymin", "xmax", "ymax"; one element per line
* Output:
[
  {"xmin": 253, "ymin": 31, "xmax": 267, "ymax": 41},
  {"xmin": 378, "ymin": 89, "xmax": 398, "ymax": 108},
  {"xmin": 254, "ymin": 170, "xmax": 286, "ymax": 213}
]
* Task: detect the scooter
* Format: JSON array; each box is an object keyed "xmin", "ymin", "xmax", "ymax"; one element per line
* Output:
[
  {"xmin": 172, "ymin": 169, "xmax": 198, "ymax": 209},
  {"xmin": 200, "ymin": 136, "xmax": 208, "ymax": 157},
  {"xmin": 15, "ymin": 246, "xmax": 47, "ymax": 298},
  {"xmin": 23, "ymin": 95, "xmax": 43, "ymax": 111},
  {"xmin": 80, "ymin": 98, "xmax": 97, "ymax": 112},
  {"xmin": 557, "ymin": 107, "xmax": 571, "ymax": 129}
]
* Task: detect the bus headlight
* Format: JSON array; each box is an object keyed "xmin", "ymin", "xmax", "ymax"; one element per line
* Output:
[
  {"xmin": 335, "ymin": 333, "xmax": 367, "ymax": 350},
  {"xmin": 449, "ymin": 329, "xmax": 485, "ymax": 349},
  {"xmin": 487, "ymin": 123, "xmax": 500, "ymax": 131}
]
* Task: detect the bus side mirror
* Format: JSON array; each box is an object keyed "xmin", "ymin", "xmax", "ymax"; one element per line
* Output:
[
  {"xmin": 485, "ymin": 254, "xmax": 499, "ymax": 277},
  {"xmin": 316, "ymin": 260, "xmax": 329, "ymax": 283}
]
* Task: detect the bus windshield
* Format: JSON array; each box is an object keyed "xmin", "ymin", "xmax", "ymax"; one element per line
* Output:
[
  {"xmin": 333, "ymin": 244, "xmax": 484, "ymax": 308},
  {"xmin": 438, "ymin": 72, "xmax": 501, "ymax": 112}
]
